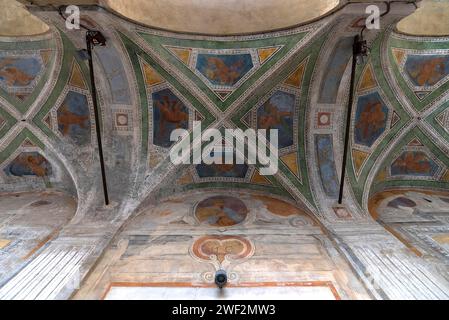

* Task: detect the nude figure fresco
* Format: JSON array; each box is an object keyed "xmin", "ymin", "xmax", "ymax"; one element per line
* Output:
[
  {"xmin": 152, "ymin": 88, "xmax": 189, "ymax": 148},
  {"xmin": 354, "ymin": 92, "xmax": 389, "ymax": 147},
  {"xmin": 4, "ymin": 152, "xmax": 52, "ymax": 177},
  {"xmin": 195, "ymin": 196, "xmax": 248, "ymax": 227},
  {"xmin": 257, "ymin": 90, "xmax": 294, "ymax": 149},
  {"xmin": 404, "ymin": 54, "xmax": 449, "ymax": 87},
  {"xmin": 196, "ymin": 53, "xmax": 253, "ymax": 87},
  {"xmin": 57, "ymin": 91, "xmax": 91, "ymax": 146},
  {"xmin": 0, "ymin": 56, "xmax": 42, "ymax": 90},
  {"xmin": 391, "ymin": 151, "xmax": 439, "ymax": 177}
]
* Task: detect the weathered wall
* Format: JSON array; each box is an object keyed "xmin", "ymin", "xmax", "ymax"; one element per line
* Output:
[{"xmin": 74, "ymin": 192, "xmax": 368, "ymax": 300}]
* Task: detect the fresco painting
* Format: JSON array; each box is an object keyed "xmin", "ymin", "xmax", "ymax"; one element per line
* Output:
[
  {"xmin": 152, "ymin": 88, "xmax": 189, "ymax": 148},
  {"xmin": 354, "ymin": 92, "xmax": 389, "ymax": 147},
  {"xmin": 57, "ymin": 91, "xmax": 91, "ymax": 146},
  {"xmin": 253, "ymin": 195, "xmax": 304, "ymax": 217},
  {"xmin": 4, "ymin": 152, "xmax": 52, "ymax": 177},
  {"xmin": 95, "ymin": 47, "xmax": 131, "ymax": 104},
  {"xmin": 319, "ymin": 37, "xmax": 353, "ymax": 104},
  {"xmin": 196, "ymin": 150, "xmax": 248, "ymax": 178},
  {"xmin": 257, "ymin": 90, "xmax": 294, "ymax": 149},
  {"xmin": 195, "ymin": 196, "xmax": 248, "ymax": 227},
  {"xmin": 391, "ymin": 151, "xmax": 439, "ymax": 177},
  {"xmin": 0, "ymin": 56, "xmax": 42, "ymax": 90},
  {"xmin": 387, "ymin": 197, "xmax": 417, "ymax": 209},
  {"xmin": 315, "ymin": 135, "xmax": 339, "ymax": 197},
  {"xmin": 196, "ymin": 53, "xmax": 253, "ymax": 87},
  {"xmin": 404, "ymin": 54, "xmax": 449, "ymax": 87}
]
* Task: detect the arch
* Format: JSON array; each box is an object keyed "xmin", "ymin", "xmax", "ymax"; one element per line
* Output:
[{"xmin": 104, "ymin": 0, "xmax": 340, "ymax": 35}]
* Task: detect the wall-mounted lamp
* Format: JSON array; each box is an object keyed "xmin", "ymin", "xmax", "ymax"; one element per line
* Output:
[{"xmin": 215, "ymin": 270, "xmax": 228, "ymax": 289}]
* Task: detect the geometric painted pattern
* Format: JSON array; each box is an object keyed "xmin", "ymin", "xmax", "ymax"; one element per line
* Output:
[
  {"xmin": 165, "ymin": 45, "xmax": 282, "ymax": 102},
  {"xmin": 436, "ymin": 109, "xmax": 449, "ymax": 134},
  {"xmin": 352, "ymin": 148, "xmax": 370, "ymax": 177},
  {"xmin": 280, "ymin": 152, "xmax": 300, "ymax": 179},
  {"xmin": 358, "ymin": 63, "xmax": 377, "ymax": 92}
]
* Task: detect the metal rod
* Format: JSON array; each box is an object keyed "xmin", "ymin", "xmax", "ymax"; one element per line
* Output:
[
  {"xmin": 338, "ymin": 35, "xmax": 359, "ymax": 204},
  {"xmin": 86, "ymin": 32, "xmax": 110, "ymax": 206}
]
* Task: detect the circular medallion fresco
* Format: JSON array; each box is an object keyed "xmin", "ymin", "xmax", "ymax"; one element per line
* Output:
[{"xmin": 195, "ymin": 196, "xmax": 248, "ymax": 227}]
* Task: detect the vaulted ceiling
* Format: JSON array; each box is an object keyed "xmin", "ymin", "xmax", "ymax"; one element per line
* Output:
[{"xmin": 1, "ymin": 1, "xmax": 449, "ymax": 222}]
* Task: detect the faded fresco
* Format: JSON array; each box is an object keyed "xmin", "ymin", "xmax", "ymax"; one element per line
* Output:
[
  {"xmin": 57, "ymin": 91, "xmax": 91, "ymax": 146},
  {"xmin": 391, "ymin": 151, "xmax": 439, "ymax": 177},
  {"xmin": 404, "ymin": 54, "xmax": 449, "ymax": 87},
  {"xmin": 196, "ymin": 151, "xmax": 248, "ymax": 178},
  {"xmin": 95, "ymin": 47, "xmax": 131, "ymax": 104},
  {"xmin": 315, "ymin": 135, "xmax": 339, "ymax": 197},
  {"xmin": 257, "ymin": 90, "xmax": 295, "ymax": 149},
  {"xmin": 354, "ymin": 92, "xmax": 389, "ymax": 147},
  {"xmin": 195, "ymin": 195, "xmax": 248, "ymax": 227},
  {"xmin": 4, "ymin": 152, "xmax": 52, "ymax": 177},
  {"xmin": 369, "ymin": 190, "xmax": 449, "ymax": 278},
  {"xmin": 152, "ymin": 88, "xmax": 189, "ymax": 148},
  {"xmin": 0, "ymin": 56, "xmax": 42, "ymax": 91},
  {"xmin": 253, "ymin": 195, "xmax": 306, "ymax": 217},
  {"xmin": 196, "ymin": 54, "xmax": 253, "ymax": 87},
  {"xmin": 319, "ymin": 37, "xmax": 353, "ymax": 104},
  {"xmin": 387, "ymin": 196, "xmax": 417, "ymax": 209},
  {"xmin": 192, "ymin": 235, "xmax": 253, "ymax": 264}
]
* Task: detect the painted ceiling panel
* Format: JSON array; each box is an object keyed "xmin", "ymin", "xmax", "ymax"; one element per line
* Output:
[
  {"xmin": 348, "ymin": 28, "xmax": 449, "ymax": 207},
  {"xmin": 0, "ymin": 3, "xmax": 448, "ymax": 219}
]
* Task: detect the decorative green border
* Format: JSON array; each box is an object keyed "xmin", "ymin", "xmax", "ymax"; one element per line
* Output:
[
  {"xmin": 0, "ymin": 38, "xmax": 56, "ymax": 115},
  {"xmin": 33, "ymin": 28, "xmax": 92, "ymax": 141},
  {"xmin": 119, "ymin": 31, "xmax": 217, "ymax": 159},
  {"xmin": 0, "ymin": 107, "xmax": 17, "ymax": 140},
  {"xmin": 231, "ymin": 37, "xmax": 326, "ymax": 208},
  {"xmin": 370, "ymin": 126, "xmax": 449, "ymax": 195},
  {"xmin": 0, "ymin": 128, "xmax": 45, "ymax": 165},
  {"xmin": 347, "ymin": 31, "xmax": 412, "ymax": 204},
  {"xmin": 388, "ymin": 36, "xmax": 449, "ymax": 112},
  {"xmin": 137, "ymin": 31, "xmax": 309, "ymax": 112}
]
